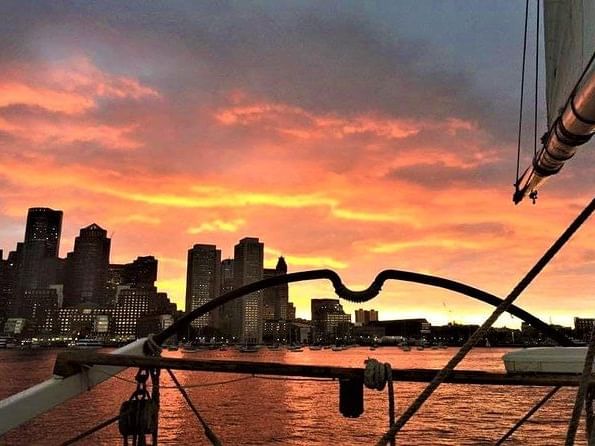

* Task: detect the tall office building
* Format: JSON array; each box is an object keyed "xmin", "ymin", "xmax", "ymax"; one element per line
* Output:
[
  {"xmin": 24, "ymin": 207, "xmax": 63, "ymax": 257},
  {"xmin": 185, "ymin": 244, "xmax": 221, "ymax": 329},
  {"xmin": 19, "ymin": 207, "xmax": 63, "ymax": 294},
  {"xmin": 63, "ymin": 224, "xmax": 111, "ymax": 307},
  {"xmin": 233, "ymin": 237, "xmax": 264, "ymax": 343},
  {"xmin": 216, "ymin": 258, "xmax": 235, "ymax": 337},
  {"xmin": 262, "ymin": 257, "xmax": 289, "ymax": 321}
]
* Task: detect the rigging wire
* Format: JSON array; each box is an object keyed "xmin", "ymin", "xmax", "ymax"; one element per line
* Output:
[
  {"xmin": 534, "ymin": 0, "xmax": 540, "ymax": 157},
  {"xmin": 515, "ymin": 0, "xmax": 530, "ymax": 188}
]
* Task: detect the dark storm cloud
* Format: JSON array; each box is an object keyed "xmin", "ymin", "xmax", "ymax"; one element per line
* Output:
[
  {"xmin": 0, "ymin": 1, "xmax": 494, "ymax": 124},
  {"xmin": 385, "ymin": 161, "xmax": 508, "ymax": 190}
]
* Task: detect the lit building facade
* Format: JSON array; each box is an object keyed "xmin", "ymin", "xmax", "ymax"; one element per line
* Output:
[
  {"xmin": 185, "ymin": 244, "xmax": 221, "ymax": 329},
  {"xmin": 22, "ymin": 288, "xmax": 60, "ymax": 335},
  {"xmin": 58, "ymin": 307, "xmax": 113, "ymax": 339},
  {"xmin": 311, "ymin": 298, "xmax": 352, "ymax": 343},
  {"xmin": 354, "ymin": 308, "xmax": 379, "ymax": 325},
  {"xmin": 111, "ymin": 286, "xmax": 155, "ymax": 339},
  {"xmin": 233, "ymin": 237, "xmax": 264, "ymax": 343}
]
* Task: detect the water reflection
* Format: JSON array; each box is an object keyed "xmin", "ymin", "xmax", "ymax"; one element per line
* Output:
[{"xmin": 0, "ymin": 347, "xmax": 589, "ymax": 445}]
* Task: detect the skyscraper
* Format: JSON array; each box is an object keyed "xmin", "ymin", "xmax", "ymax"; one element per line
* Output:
[
  {"xmin": 19, "ymin": 207, "xmax": 63, "ymax": 293},
  {"xmin": 216, "ymin": 258, "xmax": 235, "ymax": 337},
  {"xmin": 185, "ymin": 244, "xmax": 221, "ymax": 329},
  {"xmin": 263, "ymin": 257, "xmax": 288, "ymax": 320},
  {"xmin": 233, "ymin": 237, "xmax": 264, "ymax": 344},
  {"xmin": 63, "ymin": 224, "xmax": 111, "ymax": 307},
  {"xmin": 24, "ymin": 207, "xmax": 63, "ymax": 257}
]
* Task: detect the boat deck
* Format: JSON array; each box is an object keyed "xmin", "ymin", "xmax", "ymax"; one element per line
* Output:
[{"xmin": 53, "ymin": 351, "xmax": 592, "ymax": 387}]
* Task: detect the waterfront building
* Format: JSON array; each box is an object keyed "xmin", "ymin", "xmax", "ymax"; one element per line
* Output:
[
  {"xmin": 63, "ymin": 224, "xmax": 111, "ymax": 307},
  {"xmin": 311, "ymin": 298, "xmax": 352, "ymax": 344},
  {"xmin": 105, "ymin": 257, "xmax": 159, "ymax": 307},
  {"xmin": 574, "ymin": 317, "xmax": 595, "ymax": 341},
  {"xmin": 3, "ymin": 318, "xmax": 27, "ymax": 336},
  {"xmin": 111, "ymin": 286, "xmax": 156, "ymax": 340},
  {"xmin": 185, "ymin": 244, "xmax": 221, "ymax": 330},
  {"xmin": 0, "ymin": 252, "xmax": 10, "ymax": 329},
  {"xmin": 22, "ymin": 288, "xmax": 59, "ymax": 335},
  {"xmin": 2, "ymin": 245, "xmax": 22, "ymax": 318},
  {"xmin": 58, "ymin": 307, "xmax": 112, "ymax": 339},
  {"xmin": 287, "ymin": 302, "xmax": 296, "ymax": 321},
  {"xmin": 369, "ymin": 318, "xmax": 431, "ymax": 339},
  {"xmin": 354, "ymin": 308, "xmax": 379, "ymax": 325},
  {"xmin": 233, "ymin": 237, "xmax": 264, "ymax": 344},
  {"xmin": 152, "ymin": 292, "xmax": 176, "ymax": 315},
  {"xmin": 263, "ymin": 319, "xmax": 289, "ymax": 344},
  {"xmin": 124, "ymin": 256, "xmax": 158, "ymax": 289}
]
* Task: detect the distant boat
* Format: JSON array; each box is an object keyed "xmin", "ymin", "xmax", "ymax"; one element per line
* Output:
[
  {"xmin": 239, "ymin": 345, "xmax": 259, "ymax": 353},
  {"xmin": 73, "ymin": 339, "xmax": 103, "ymax": 349},
  {"xmin": 181, "ymin": 343, "xmax": 199, "ymax": 353},
  {"xmin": 416, "ymin": 345, "xmax": 424, "ymax": 351},
  {"xmin": 400, "ymin": 344, "xmax": 411, "ymax": 352},
  {"xmin": 0, "ymin": 337, "xmax": 17, "ymax": 349},
  {"xmin": 267, "ymin": 344, "xmax": 281, "ymax": 351},
  {"xmin": 288, "ymin": 347, "xmax": 303, "ymax": 352},
  {"xmin": 308, "ymin": 345, "xmax": 322, "ymax": 351},
  {"xmin": 369, "ymin": 346, "xmax": 377, "ymax": 351},
  {"xmin": 219, "ymin": 346, "xmax": 228, "ymax": 351},
  {"xmin": 166, "ymin": 345, "xmax": 178, "ymax": 351},
  {"xmin": 331, "ymin": 345, "xmax": 344, "ymax": 351}
]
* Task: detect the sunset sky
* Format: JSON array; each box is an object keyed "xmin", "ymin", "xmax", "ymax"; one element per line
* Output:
[{"xmin": 0, "ymin": 1, "xmax": 593, "ymax": 328}]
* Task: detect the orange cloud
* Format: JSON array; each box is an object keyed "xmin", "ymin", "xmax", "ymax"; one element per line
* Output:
[{"xmin": 188, "ymin": 219, "xmax": 246, "ymax": 234}]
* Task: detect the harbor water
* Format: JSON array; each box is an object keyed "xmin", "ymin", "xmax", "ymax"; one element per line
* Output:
[{"xmin": 0, "ymin": 347, "xmax": 588, "ymax": 445}]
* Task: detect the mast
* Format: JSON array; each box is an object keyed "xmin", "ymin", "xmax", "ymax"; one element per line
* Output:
[{"xmin": 513, "ymin": 0, "xmax": 595, "ymax": 204}]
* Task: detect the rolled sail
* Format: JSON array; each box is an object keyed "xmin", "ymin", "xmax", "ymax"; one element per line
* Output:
[{"xmin": 514, "ymin": 0, "xmax": 595, "ymax": 204}]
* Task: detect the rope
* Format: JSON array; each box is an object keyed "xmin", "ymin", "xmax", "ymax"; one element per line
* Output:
[
  {"xmin": 495, "ymin": 386, "xmax": 560, "ymax": 445},
  {"xmin": 145, "ymin": 334, "xmax": 163, "ymax": 356},
  {"xmin": 166, "ymin": 369, "xmax": 222, "ymax": 446},
  {"xmin": 93, "ymin": 367, "xmax": 254, "ymax": 389},
  {"xmin": 364, "ymin": 359, "xmax": 396, "ymax": 446},
  {"xmin": 566, "ymin": 324, "xmax": 595, "ymax": 445},
  {"xmin": 587, "ymin": 385, "xmax": 595, "ymax": 442},
  {"xmin": 59, "ymin": 414, "xmax": 120, "ymax": 446},
  {"xmin": 253, "ymin": 375, "xmax": 335, "ymax": 383},
  {"xmin": 515, "ymin": 0, "xmax": 530, "ymax": 187},
  {"xmin": 376, "ymin": 198, "xmax": 595, "ymax": 446},
  {"xmin": 533, "ymin": 0, "xmax": 540, "ymax": 157}
]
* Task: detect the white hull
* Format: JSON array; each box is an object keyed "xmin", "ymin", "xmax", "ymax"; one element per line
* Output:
[
  {"xmin": 0, "ymin": 338, "xmax": 147, "ymax": 435},
  {"xmin": 503, "ymin": 347, "xmax": 590, "ymax": 374}
]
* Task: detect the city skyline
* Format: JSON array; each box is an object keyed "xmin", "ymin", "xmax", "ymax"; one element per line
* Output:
[
  {"xmin": 0, "ymin": 2, "xmax": 593, "ymax": 328},
  {"xmin": 1, "ymin": 204, "xmax": 590, "ymax": 329}
]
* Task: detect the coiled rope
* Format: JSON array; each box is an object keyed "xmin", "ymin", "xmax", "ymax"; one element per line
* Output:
[{"xmin": 365, "ymin": 359, "xmax": 395, "ymax": 446}]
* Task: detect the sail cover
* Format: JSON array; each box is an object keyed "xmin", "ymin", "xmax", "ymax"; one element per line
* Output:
[{"xmin": 544, "ymin": 0, "xmax": 595, "ymax": 127}]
